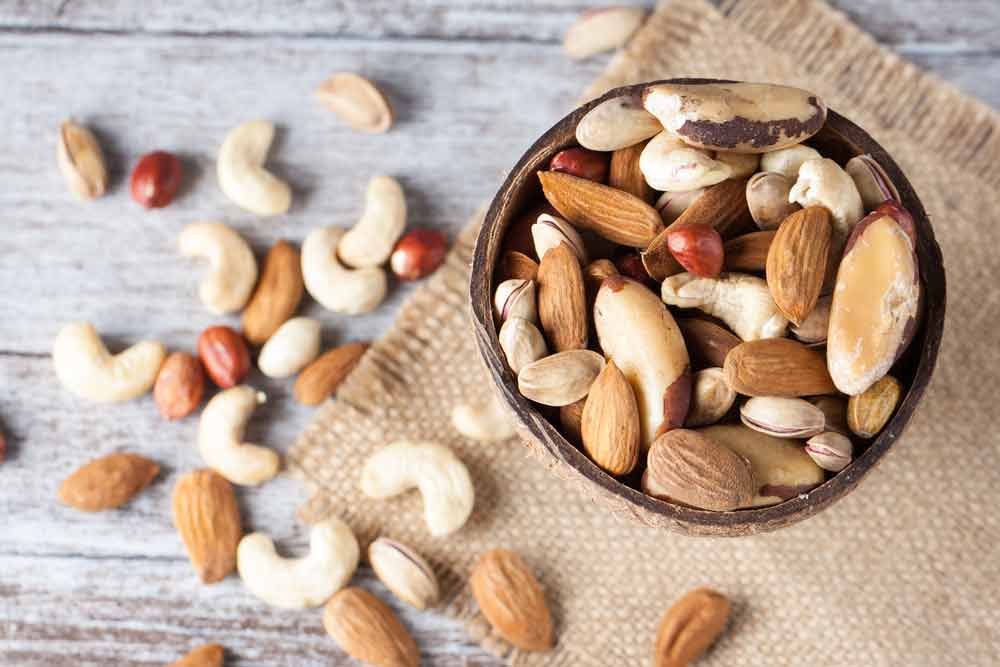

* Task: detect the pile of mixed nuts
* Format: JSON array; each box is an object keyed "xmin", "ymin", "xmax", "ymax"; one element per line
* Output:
[{"xmin": 494, "ymin": 81, "xmax": 919, "ymax": 512}]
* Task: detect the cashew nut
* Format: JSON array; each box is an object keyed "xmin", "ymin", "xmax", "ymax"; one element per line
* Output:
[
  {"xmin": 217, "ymin": 120, "xmax": 292, "ymax": 216},
  {"xmin": 52, "ymin": 322, "xmax": 165, "ymax": 402},
  {"xmin": 451, "ymin": 394, "xmax": 516, "ymax": 442},
  {"xmin": 661, "ymin": 272, "xmax": 788, "ymax": 341},
  {"xmin": 257, "ymin": 317, "xmax": 321, "ymax": 379},
  {"xmin": 789, "ymin": 158, "xmax": 864, "ymax": 239},
  {"xmin": 337, "ymin": 176, "xmax": 407, "ymax": 268},
  {"xmin": 237, "ymin": 517, "xmax": 359, "ymax": 609},
  {"xmin": 760, "ymin": 144, "xmax": 821, "ymax": 180},
  {"xmin": 178, "ymin": 222, "xmax": 258, "ymax": 315},
  {"xmin": 199, "ymin": 386, "xmax": 280, "ymax": 486},
  {"xmin": 639, "ymin": 131, "xmax": 731, "ymax": 192},
  {"xmin": 301, "ymin": 226, "xmax": 387, "ymax": 314},
  {"xmin": 360, "ymin": 441, "xmax": 474, "ymax": 536}
]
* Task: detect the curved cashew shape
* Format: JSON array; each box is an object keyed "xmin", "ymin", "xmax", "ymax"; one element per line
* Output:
[
  {"xmin": 198, "ymin": 386, "xmax": 280, "ymax": 486},
  {"xmin": 451, "ymin": 394, "xmax": 516, "ymax": 442},
  {"xmin": 360, "ymin": 441, "xmax": 474, "ymax": 536},
  {"xmin": 179, "ymin": 222, "xmax": 258, "ymax": 315},
  {"xmin": 237, "ymin": 517, "xmax": 359, "ymax": 609},
  {"xmin": 217, "ymin": 120, "xmax": 292, "ymax": 216},
  {"xmin": 337, "ymin": 176, "xmax": 407, "ymax": 268},
  {"xmin": 301, "ymin": 226, "xmax": 387, "ymax": 314},
  {"xmin": 52, "ymin": 322, "xmax": 165, "ymax": 402}
]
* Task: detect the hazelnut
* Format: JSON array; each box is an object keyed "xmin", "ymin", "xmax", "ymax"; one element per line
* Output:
[
  {"xmin": 130, "ymin": 150, "xmax": 183, "ymax": 208},
  {"xmin": 197, "ymin": 326, "xmax": 250, "ymax": 388},
  {"xmin": 390, "ymin": 229, "xmax": 448, "ymax": 281}
]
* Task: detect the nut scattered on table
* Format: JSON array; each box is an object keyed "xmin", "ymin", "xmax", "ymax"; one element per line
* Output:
[
  {"xmin": 470, "ymin": 549, "xmax": 554, "ymax": 652},
  {"xmin": 653, "ymin": 588, "xmax": 730, "ymax": 667},
  {"xmin": 368, "ymin": 537, "xmax": 440, "ymax": 610},
  {"xmin": 315, "ymin": 73, "xmax": 394, "ymax": 134},
  {"xmin": 323, "ymin": 587, "xmax": 419, "ymax": 667},
  {"xmin": 390, "ymin": 228, "xmax": 449, "ymax": 281},
  {"xmin": 57, "ymin": 119, "xmax": 107, "ymax": 200},
  {"xmin": 172, "ymin": 469, "xmax": 243, "ymax": 584},
  {"xmin": 217, "ymin": 119, "xmax": 292, "ymax": 216},
  {"xmin": 197, "ymin": 325, "xmax": 251, "ymax": 388},
  {"xmin": 294, "ymin": 341, "xmax": 370, "ymax": 406},
  {"xmin": 563, "ymin": 6, "xmax": 647, "ymax": 60},
  {"xmin": 153, "ymin": 351, "xmax": 206, "ymax": 420},
  {"xmin": 58, "ymin": 452, "xmax": 159, "ymax": 512},
  {"xmin": 130, "ymin": 150, "xmax": 182, "ymax": 208},
  {"xmin": 198, "ymin": 386, "xmax": 280, "ymax": 486},
  {"xmin": 242, "ymin": 240, "xmax": 305, "ymax": 345},
  {"xmin": 169, "ymin": 644, "xmax": 225, "ymax": 667}
]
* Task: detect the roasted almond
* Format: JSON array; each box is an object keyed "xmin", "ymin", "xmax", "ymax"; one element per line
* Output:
[
  {"xmin": 470, "ymin": 549, "xmax": 554, "ymax": 652},
  {"xmin": 538, "ymin": 170, "xmax": 663, "ymax": 247},
  {"xmin": 172, "ymin": 469, "xmax": 242, "ymax": 584},
  {"xmin": 724, "ymin": 338, "xmax": 836, "ymax": 397},
  {"xmin": 766, "ymin": 206, "xmax": 832, "ymax": 325},
  {"xmin": 294, "ymin": 341, "xmax": 370, "ymax": 406},
  {"xmin": 58, "ymin": 453, "xmax": 159, "ymax": 512},
  {"xmin": 609, "ymin": 139, "xmax": 655, "ymax": 202},
  {"xmin": 242, "ymin": 240, "xmax": 304, "ymax": 345},
  {"xmin": 643, "ymin": 429, "xmax": 755, "ymax": 511},
  {"xmin": 676, "ymin": 318, "xmax": 741, "ymax": 369},
  {"xmin": 536, "ymin": 242, "xmax": 588, "ymax": 352},
  {"xmin": 581, "ymin": 361, "xmax": 640, "ymax": 475},
  {"xmin": 323, "ymin": 588, "xmax": 419, "ymax": 667},
  {"xmin": 654, "ymin": 588, "xmax": 731, "ymax": 667},
  {"xmin": 723, "ymin": 230, "xmax": 775, "ymax": 272},
  {"xmin": 500, "ymin": 250, "xmax": 539, "ymax": 281},
  {"xmin": 170, "ymin": 644, "xmax": 224, "ymax": 667}
]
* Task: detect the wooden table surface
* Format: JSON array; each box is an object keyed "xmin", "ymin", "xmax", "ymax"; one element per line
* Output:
[{"xmin": 1, "ymin": 2, "xmax": 997, "ymax": 665}]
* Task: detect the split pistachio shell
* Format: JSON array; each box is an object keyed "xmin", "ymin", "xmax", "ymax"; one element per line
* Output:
[
  {"xmin": 685, "ymin": 368, "xmax": 736, "ymax": 427},
  {"xmin": 746, "ymin": 172, "xmax": 800, "ymax": 231},
  {"xmin": 517, "ymin": 350, "xmax": 605, "ymax": 407},
  {"xmin": 575, "ymin": 94, "xmax": 663, "ymax": 152},
  {"xmin": 656, "ymin": 188, "xmax": 706, "ymax": 224},
  {"xmin": 847, "ymin": 375, "xmax": 902, "ymax": 438},
  {"xmin": 493, "ymin": 279, "xmax": 537, "ymax": 324},
  {"xmin": 532, "ymin": 213, "xmax": 588, "ymax": 264},
  {"xmin": 368, "ymin": 538, "xmax": 440, "ymax": 609},
  {"xmin": 846, "ymin": 154, "xmax": 900, "ymax": 211},
  {"xmin": 805, "ymin": 431, "xmax": 853, "ymax": 472},
  {"xmin": 759, "ymin": 144, "xmax": 822, "ymax": 180},
  {"xmin": 498, "ymin": 317, "xmax": 547, "ymax": 375},
  {"xmin": 740, "ymin": 396, "xmax": 826, "ymax": 438},
  {"xmin": 639, "ymin": 132, "xmax": 731, "ymax": 192},
  {"xmin": 661, "ymin": 272, "xmax": 788, "ymax": 341},
  {"xmin": 790, "ymin": 295, "xmax": 831, "ymax": 345}
]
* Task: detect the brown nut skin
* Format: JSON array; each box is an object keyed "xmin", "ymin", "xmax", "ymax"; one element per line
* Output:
[
  {"xmin": 169, "ymin": 644, "xmax": 224, "ymax": 667},
  {"xmin": 58, "ymin": 453, "xmax": 160, "ymax": 512},
  {"xmin": 500, "ymin": 250, "xmax": 538, "ymax": 281},
  {"xmin": 390, "ymin": 228, "xmax": 448, "ymax": 281},
  {"xmin": 130, "ymin": 150, "xmax": 182, "ymax": 208},
  {"xmin": 723, "ymin": 230, "xmax": 775, "ymax": 272},
  {"xmin": 549, "ymin": 146, "xmax": 609, "ymax": 183},
  {"xmin": 847, "ymin": 375, "xmax": 902, "ymax": 438},
  {"xmin": 676, "ymin": 318, "xmax": 741, "ymax": 369},
  {"xmin": 323, "ymin": 588, "xmax": 420, "ymax": 667},
  {"xmin": 294, "ymin": 341, "xmax": 370, "ymax": 406},
  {"xmin": 197, "ymin": 326, "xmax": 250, "ymax": 389},
  {"xmin": 609, "ymin": 139, "xmax": 656, "ymax": 202},
  {"xmin": 242, "ymin": 240, "xmax": 304, "ymax": 346},
  {"xmin": 613, "ymin": 251, "xmax": 653, "ymax": 285},
  {"xmin": 470, "ymin": 549, "xmax": 554, "ymax": 652},
  {"xmin": 666, "ymin": 223, "xmax": 724, "ymax": 278},
  {"xmin": 654, "ymin": 588, "xmax": 731, "ymax": 667},
  {"xmin": 765, "ymin": 206, "xmax": 832, "ymax": 326},
  {"xmin": 643, "ymin": 429, "xmax": 755, "ymax": 511},
  {"xmin": 172, "ymin": 469, "xmax": 242, "ymax": 584},
  {"xmin": 153, "ymin": 352, "xmax": 206, "ymax": 420},
  {"xmin": 725, "ymin": 338, "xmax": 836, "ymax": 397}
]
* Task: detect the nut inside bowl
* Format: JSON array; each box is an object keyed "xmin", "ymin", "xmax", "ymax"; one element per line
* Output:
[{"xmin": 470, "ymin": 78, "xmax": 945, "ymax": 536}]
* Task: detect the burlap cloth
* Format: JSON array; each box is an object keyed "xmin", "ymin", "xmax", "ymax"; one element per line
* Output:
[{"xmin": 288, "ymin": 0, "xmax": 1000, "ymax": 663}]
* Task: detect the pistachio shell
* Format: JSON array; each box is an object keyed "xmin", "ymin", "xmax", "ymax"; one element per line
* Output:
[{"xmin": 739, "ymin": 396, "xmax": 825, "ymax": 438}]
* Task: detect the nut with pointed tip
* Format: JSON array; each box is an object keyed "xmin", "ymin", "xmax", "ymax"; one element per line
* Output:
[
  {"xmin": 518, "ymin": 349, "xmax": 605, "ymax": 407},
  {"xmin": 360, "ymin": 441, "xmax": 474, "ymax": 536},
  {"xmin": 452, "ymin": 394, "xmax": 515, "ymax": 442},
  {"xmin": 746, "ymin": 171, "xmax": 800, "ymax": 231},
  {"xmin": 217, "ymin": 120, "xmax": 291, "ymax": 216},
  {"xmin": 677, "ymin": 318, "xmax": 741, "ymax": 369},
  {"xmin": 338, "ymin": 175, "xmax": 406, "ymax": 268},
  {"xmin": 257, "ymin": 317, "xmax": 321, "ymax": 379},
  {"xmin": 537, "ymin": 241, "xmax": 588, "ymax": 352},
  {"xmin": 723, "ymin": 230, "xmax": 775, "ymax": 272},
  {"xmin": 846, "ymin": 154, "xmax": 899, "ymax": 210},
  {"xmin": 724, "ymin": 338, "xmax": 836, "ymax": 397},
  {"xmin": 760, "ymin": 144, "xmax": 822, "ymax": 180},
  {"xmin": 581, "ymin": 361, "xmax": 641, "ymax": 476},
  {"xmin": 369, "ymin": 538, "xmax": 440, "ymax": 610},
  {"xmin": 315, "ymin": 73, "xmax": 393, "ymax": 134},
  {"xmin": 549, "ymin": 146, "xmax": 609, "ymax": 183},
  {"xmin": 324, "ymin": 588, "xmax": 419, "ymax": 667},
  {"xmin": 765, "ymin": 206, "xmax": 832, "ymax": 326},
  {"xmin": 470, "ymin": 549, "xmax": 554, "ymax": 652},
  {"xmin": 179, "ymin": 222, "xmax": 258, "ymax": 315},
  {"xmin": 498, "ymin": 316, "xmax": 547, "ymax": 375},
  {"xmin": 238, "ymin": 518, "xmax": 359, "ymax": 608},
  {"xmin": 390, "ymin": 228, "xmax": 449, "ymax": 281},
  {"xmin": 198, "ymin": 386, "xmax": 280, "ymax": 486},
  {"xmin": 242, "ymin": 240, "xmax": 304, "ymax": 345},
  {"xmin": 654, "ymin": 588, "xmax": 730, "ymax": 667},
  {"xmin": 563, "ymin": 6, "xmax": 646, "ymax": 59},
  {"xmin": 58, "ymin": 453, "xmax": 159, "ymax": 512},
  {"xmin": 197, "ymin": 326, "xmax": 250, "ymax": 388},
  {"xmin": 666, "ymin": 223, "xmax": 724, "ymax": 278},
  {"xmin": 57, "ymin": 120, "xmax": 107, "ymax": 200},
  {"xmin": 294, "ymin": 341, "xmax": 369, "ymax": 405},
  {"xmin": 532, "ymin": 213, "xmax": 588, "ymax": 264},
  {"xmin": 500, "ymin": 250, "xmax": 538, "ymax": 281},
  {"xmin": 53, "ymin": 322, "xmax": 165, "ymax": 403},
  {"xmin": 847, "ymin": 375, "xmax": 902, "ymax": 438},
  {"xmin": 805, "ymin": 431, "xmax": 853, "ymax": 472},
  {"xmin": 169, "ymin": 644, "xmax": 224, "ymax": 667},
  {"xmin": 575, "ymin": 93, "xmax": 663, "ymax": 152},
  {"xmin": 661, "ymin": 272, "xmax": 788, "ymax": 341},
  {"xmin": 740, "ymin": 396, "xmax": 826, "ymax": 438},
  {"xmin": 639, "ymin": 132, "xmax": 732, "ymax": 192},
  {"xmin": 685, "ymin": 367, "xmax": 735, "ymax": 427},
  {"xmin": 172, "ymin": 469, "xmax": 242, "ymax": 584},
  {"xmin": 302, "ymin": 226, "xmax": 387, "ymax": 314},
  {"xmin": 493, "ymin": 278, "xmax": 537, "ymax": 324},
  {"xmin": 643, "ymin": 429, "xmax": 756, "ymax": 510},
  {"xmin": 609, "ymin": 139, "xmax": 655, "ymax": 202},
  {"xmin": 790, "ymin": 295, "xmax": 831, "ymax": 345}
]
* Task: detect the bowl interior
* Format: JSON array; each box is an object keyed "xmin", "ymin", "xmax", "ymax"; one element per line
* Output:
[{"xmin": 470, "ymin": 79, "xmax": 946, "ymax": 536}]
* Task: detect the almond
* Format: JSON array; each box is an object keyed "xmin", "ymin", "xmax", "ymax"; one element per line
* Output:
[
  {"xmin": 766, "ymin": 206, "xmax": 832, "ymax": 325},
  {"xmin": 724, "ymin": 338, "xmax": 836, "ymax": 397},
  {"xmin": 294, "ymin": 341, "xmax": 370, "ymax": 406},
  {"xmin": 242, "ymin": 240, "xmax": 304, "ymax": 345},
  {"xmin": 538, "ymin": 170, "xmax": 663, "ymax": 247},
  {"xmin": 723, "ymin": 230, "xmax": 775, "ymax": 272},
  {"xmin": 654, "ymin": 588, "xmax": 731, "ymax": 667},
  {"xmin": 536, "ymin": 241, "xmax": 588, "ymax": 352},
  {"xmin": 642, "ymin": 429, "xmax": 755, "ymax": 511},
  {"xmin": 153, "ymin": 351, "xmax": 206, "ymax": 420},
  {"xmin": 581, "ymin": 361, "xmax": 640, "ymax": 475},
  {"xmin": 676, "ymin": 318, "xmax": 741, "ymax": 369},
  {"xmin": 170, "ymin": 644, "xmax": 224, "ymax": 667},
  {"xmin": 58, "ymin": 453, "xmax": 159, "ymax": 512},
  {"xmin": 323, "ymin": 588, "xmax": 419, "ymax": 667},
  {"xmin": 609, "ymin": 139, "xmax": 655, "ymax": 202},
  {"xmin": 559, "ymin": 398, "xmax": 586, "ymax": 445},
  {"xmin": 172, "ymin": 469, "xmax": 242, "ymax": 584},
  {"xmin": 500, "ymin": 250, "xmax": 539, "ymax": 281},
  {"xmin": 470, "ymin": 549, "xmax": 554, "ymax": 652},
  {"xmin": 642, "ymin": 178, "xmax": 754, "ymax": 280}
]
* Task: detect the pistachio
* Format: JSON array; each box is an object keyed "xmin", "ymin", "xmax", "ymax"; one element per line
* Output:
[
  {"xmin": 685, "ymin": 368, "xmax": 736, "ymax": 427},
  {"xmin": 655, "ymin": 188, "xmax": 705, "ymax": 224},
  {"xmin": 498, "ymin": 316, "xmax": 548, "ymax": 375},
  {"xmin": 846, "ymin": 154, "xmax": 900, "ymax": 211},
  {"xmin": 759, "ymin": 144, "xmax": 821, "ymax": 180},
  {"xmin": 517, "ymin": 350, "xmax": 605, "ymax": 407},
  {"xmin": 790, "ymin": 295, "xmax": 831, "ymax": 345},
  {"xmin": 57, "ymin": 120, "xmax": 108, "ymax": 200},
  {"xmin": 532, "ymin": 213, "xmax": 588, "ymax": 264},
  {"xmin": 368, "ymin": 538, "xmax": 440, "ymax": 610},
  {"xmin": 746, "ymin": 171, "xmax": 800, "ymax": 230},
  {"xmin": 493, "ymin": 278, "xmax": 537, "ymax": 324},
  {"xmin": 639, "ymin": 132, "xmax": 732, "ymax": 192},
  {"xmin": 847, "ymin": 375, "xmax": 902, "ymax": 438},
  {"xmin": 804, "ymin": 431, "xmax": 853, "ymax": 472},
  {"xmin": 739, "ymin": 396, "xmax": 825, "ymax": 438}
]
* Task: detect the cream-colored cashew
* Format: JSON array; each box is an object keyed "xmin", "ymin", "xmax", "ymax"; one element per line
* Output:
[
  {"xmin": 789, "ymin": 158, "xmax": 864, "ymax": 239},
  {"xmin": 52, "ymin": 322, "xmax": 165, "ymax": 402},
  {"xmin": 178, "ymin": 222, "xmax": 258, "ymax": 315},
  {"xmin": 760, "ymin": 144, "xmax": 821, "ymax": 180},
  {"xmin": 217, "ymin": 120, "xmax": 292, "ymax": 216},
  {"xmin": 451, "ymin": 394, "xmax": 516, "ymax": 442},
  {"xmin": 301, "ymin": 226, "xmax": 387, "ymax": 314},
  {"xmin": 661, "ymin": 272, "xmax": 788, "ymax": 341},
  {"xmin": 360, "ymin": 441, "xmax": 474, "ymax": 536},
  {"xmin": 337, "ymin": 176, "xmax": 407, "ymax": 268},
  {"xmin": 639, "ymin": 131, "xmax": 731, "ymax": 192},
  {"xmin": 199, "ymin": 386, "xmax": 280, "ymax": 486},
  {"xmin": 258, "ymin": 317, "xmax": 321, "ymax": 379},
  {"xmin": 237, "ymin": 517, "xmax": 359, "ymax": 609}
]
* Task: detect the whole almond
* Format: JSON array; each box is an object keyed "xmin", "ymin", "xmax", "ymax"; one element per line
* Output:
[
  {"xmin": 677, "ymin": 318, "xmax": 741, "ymax": 369},
  {"xmin": 57, "ymin": 119, "xmax": 107, "ymax": 200},
  {"xmin": 559, "ymin": 398, "xmax": 586, "ymax": 445},
  {"xmin": 517, "ymin": 349, "xmax": 605, "ymax": 407},
  {"xmin": 724, "ymin": 338, "xmax": 836, "ymax": 397},
  {"xmin": 170, "ymin": 644, "xmax": 224, "ymax": 667},
  {"xmin": 609, "ymin": 139, "xmax": 655, "ymax": 202},
  {"xmin": 766, "ymin": 206, "xmax": 832, "ymax": 325},
  {"xmin": 537, "ymin": 242, "xmax": 588, "ymax": 352},
  {"xmin": 315, "ymin": 73, "xmax": 393, "ymax": 134},
  {"xmin": 643, "ymin": 429, "xmax": 755, "ymax": 510},
  {"xmin": 293, "ymin": 341, "xmax": 370, "ymax": 405},
  {"xmin": 847, "ymin": 375, "xmax": 902, "ymax": 438},
  {"xmin": 323, "ymin": 588, "xmax": 419, "ymax": 667},
  {"xmin": 198, "ymin": 326, "xmax": 250, "ymax": 388},
  {"xmin": 539, "ymin": 170, "xmax": 663, "ymax": 247},
  {"xmin": 470, "ymin": 549, "xmax": 554, "ymax": 652},
  {"xmin": 153, "ymin": 352, "xmax": 206, "ymax": 420},
  {"xmin": 242, "ymin": 240, "xmax": 304, "ymax": 345},
  {"xmin": 172, "ymin": 469, "xmax": 242, "ymax": 584},
  {"xmin": 723, "ymin": 230, "xmax": 776, "ymax": 272},
  {"xmin": 581, "ymin": 361, "xmax": 640, "ymax": 475},
  {"xmin": 654, "ymin": 588, "xmax": 731, "ymax": 667},
  {"xmin": 58, "ymin": 453, "xmax": 159, "ymax": 512},
  {"xmin": 500, "ymin": 250, "xmax": 539, "ymax": 281}
]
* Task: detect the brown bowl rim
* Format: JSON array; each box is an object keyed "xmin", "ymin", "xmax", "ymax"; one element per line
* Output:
[{"xmin": 470, "ymin": 78, "xmax": 946, "ymax": 536}]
